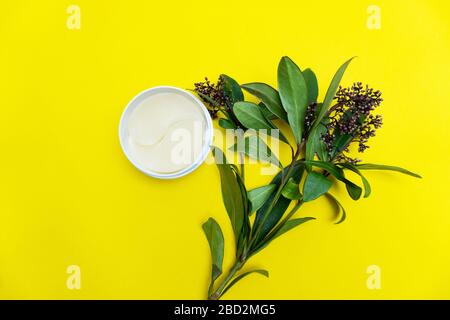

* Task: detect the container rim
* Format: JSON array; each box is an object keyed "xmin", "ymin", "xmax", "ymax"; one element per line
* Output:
[{"xmin": 118, "ymin": 86, "xmax": 213, "ymax": 179}]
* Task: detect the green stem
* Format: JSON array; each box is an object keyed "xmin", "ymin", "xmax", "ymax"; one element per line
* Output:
[
  {"xmin": 248, "ymin": 144, "xmax": 302, "ymax": 249},
  {"xmin": 239, "ymin": 153, "xmax": 245, "ymax": 183},
  {"xmin": 326, "ymin": 102, "xmax": 342, "ymax": 116},
  {"xmin": 208, "ymin": 278, "xmax": 215, "ymax": 297},
  {"xmin": 248, "ymin": 200, "xmax": 304, "ymax": 258},
  {"xmin": 208, "ymin": 259, "xmax": 245, "ymax": 300},
  {"xmin": 266, "ymin": 200, "xmax": 304, "ymax": 240},
  {"xmin": 209, "ymin": 200, "xmax": 305, "ymax": 299}
]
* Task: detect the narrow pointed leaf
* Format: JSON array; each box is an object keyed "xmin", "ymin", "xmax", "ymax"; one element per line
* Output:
[
  {"xmin": 212, "ymin": 147, "xmax": 246, "ymax": 246},
  {"xmin": 252, "ymin": 162, "xmax": 305, "ymax": 247},
  {"xmin": 305, "ymin": 128, "xmax": 319, "ymax": 163},
  {"xmin": 305, "ymin": 105, "xmax": 329, "ymax": 163},
  {"xmin": 258, "ymin": 102, "xmax": 291, "ymax": 146},
  {"xmin": 241, "ymin": 83, "xmax": 288, "ymax": 122},
  {"xmin": 248, "ymin": 184, "xmax": 277, "ymax": 214},
  {"xmin": 281, "ymin": 178, "xmax": 301, "ymax": 200},
  {"xmin": 303, "ymin": 68, "xmax": 318, "ymax": 105},
  {"xmin": 356, "ymin": 163, "xmax": 422, "ymax": 178},
  {"xmin": 196, "ymin": 91, "xmax": 220, "ymax": 107},
  {"xmin": 277, "ymin": 56, "xmax": 308, "ymax": 144},
  {"xmin": 231, "ymin": 135, "xmax": 282, "ymax": 168},
  {"xmin": 303, "ymin": 171, "xmax": 333, "ymax": 202},
  {"xmin": 259, "ymin": 102, "xmax": 277, "ymax": 120},
  {"xmin": 306, "ymin": 58, "xmax": 354, "ymax": 162},
  {"xmin": 233, "ymin": 101, "xmax": 273, "ymax": 130},
  {"xmin": 202, "ymin": 218, "xmax": 224, "ymax": 282},
  {"xmin": 220, "ymin": 270, "xmax": 269, "ymax": 298},
  {"xmin": 271, "ymin": 217, "xmax": 316, "ymax": 241},
  {"xmin": 253, "ymin": 192, "xmax": 291, "ymax": 244},
  {"xmin": 273, "ymin": 161, "xmax": 305, "ymax": 184},
  {"xmin": 229, "ymin": 165, "xmax": 251, "ymax": 257},
  {"xmin": 325, "ymin": 193, "xmax": 347, "ymax": 224},
  {"xmin": 251, "ymin": 216, "xmax": 315, "ymax": 255},
  {"xmin": 338, "ymin": 163, "xmax": 371, "ymax": 198},
  {"xmin": 330, "ymin": 134, "xmax": 353, "ymax": 159},
  {"xmin": 316, "ymin": 126, "xmax": 329, "ymax": 162},
  {"xmin": 315, "ymin": 57, "xmax": 354, "ymax": 125}
]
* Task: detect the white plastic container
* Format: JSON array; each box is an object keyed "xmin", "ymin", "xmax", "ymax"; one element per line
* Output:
[{"xmin": 119, "ymin": 86, "xmax": 213, "ymax": 179}]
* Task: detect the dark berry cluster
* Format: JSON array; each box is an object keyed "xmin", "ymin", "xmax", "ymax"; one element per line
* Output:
[
  {"xmin": 357, "ymin": 114, "xmax": 383, "ymax": 152},
  {"xmin": 322, "ymin": 83, "xmax": 383, "ymax": 163},
  {"xmin": 335, "ymin": 82, "xmax": 382, "ymax": 118},
  {"xmin": 194, "ymin": 76, "xmax": 229, "ymax": 119}
]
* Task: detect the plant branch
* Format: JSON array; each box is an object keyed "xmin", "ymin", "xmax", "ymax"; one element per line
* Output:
[
  {"xmin": 248, "ymin": 200, "xmax": 304, "ymax": 258},
  {"xmin": 266, "ymin": 200, "xmax": 304, "ymax": 240},
  {"xmin": 208, "ymin": 259, "xmax": 245, "ymax": 300},
  {"xmin": 238, "ymin": 141, "xmax": 245, "ymax": 182},
  {"xmin": 326, "ymin": 102, "xmax": 342, "ymax": 116},
  {"xmin": 248, "ymin": 143, "xmax": 302, "ymax": 249}
]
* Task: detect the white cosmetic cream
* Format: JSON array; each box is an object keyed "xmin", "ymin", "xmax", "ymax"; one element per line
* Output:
[{"xmin": 119, "ymin": 87, "xmax": 213, "ymax": 179}]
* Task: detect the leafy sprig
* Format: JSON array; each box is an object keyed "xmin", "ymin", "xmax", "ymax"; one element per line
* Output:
[{"xmin": 195, "ymin": 56, "xmax": 421, "ymax": 300}]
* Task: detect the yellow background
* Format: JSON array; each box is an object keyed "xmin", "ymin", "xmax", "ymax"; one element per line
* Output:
[{"xmin": 0, "ymin": 0, "xmax": 449, "ymax": 299}]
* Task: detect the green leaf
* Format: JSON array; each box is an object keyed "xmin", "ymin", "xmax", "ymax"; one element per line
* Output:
[
  {"xmin": 218, "ymin": 118, "xmax": 237, "ymax": 129},
  {"xmin": 330, "ymin": 133, "xmax": 353, "ymax": 159},
  {"xmin": 258, "ymin": 102, "xmax": 291, "ymax": 147},
  {"xmin": 251, "ymin": 216, "xmax": 315, "ymax": 255},
  {"xmin": 220, "ymin": 74, "xmax": 245, "ymax": 128},
  {"xmin": 303, "ymin": 68, "xmax": 318, "ymax": 105},
  {"xmin": 356, "ymin": 163, "xmax": 422, "ymax": 178},
  {"xmin": 253, "ymin": 192, "xmax": 291, "ymax": 244},
  {"xmin": 212, "ymin": 147, "xmax": 247, "ymax": 247},
  {"xmin": 202, "ymin": 218, "xmax": 224, "ymax": 282},
  {"xmin": 232, "ymin": 163, "xmax": 251, "ymax": 258},
  {"xmin": 306, "ymin": 58, "xmax": 354, "ymax": 162},
  {"xmin": 271, "ymin": 217, "xmax": 316, "ymax": 241},
  {"xmin": 259, "ymin": 102, "xmax": 277, "ymax": 120},
  {"xmin": 315, "ymin": 57, "xmax": 354, "ymax": 126},
  {"xmin": 345, "ymin": 181, "xmax": 363, "ymax": 200},
  {"xmin": 251, "ymin": 162, "xmax": 305, "ymax": 247},
  {"xmin": 231, "ymin": 135, "xmax": 282, "ymax": 168},
  {"xmin": 325, "ymin": 193, "xmax": 347, "ymax": 224},
  {"xmin": 248, "ymin": 184, "xmax": 277, "ymax": 214},
  {"xmin": 302, "ymin": 160, "xmax": 342, "ymax": 177},
  {"xmin": 301, "ymin": 160, "xmax": 363, "ymax": 200},
  {"xmin": 273, "ymin": 161, "xmax": 305, "ymax": 184},
  {"xmin": 305, "ymin": 104, "xmax": 328, "ymax": 162},
  {"xmin": 281, "ymin": 178, "xmax": 301, "ymax": 200},
  {"xmin": 221, "ymin": 74, "xmax": 244, "ymax": 104},
  {"xmin": 196, "ymin": 91, "xmax": 219, "ymax": 106},
  {"xmin": 338, "ymin": 163, "xmax": 371, "ymax": 198},
  {"xmin": 233, "ymin": 101, "xmax": 273, "ymax": 130},
  {"xmin": 241, "ymin": 83, "xmax": 288, "ymax": 122},
  {"xmin": 277, "ymin": 56, "xmax": 308, "ymax": 144},
  {"xmin": 336, "ymin": 164, "xmax": 363, "ymax": 200},
  {"xmin": 303, "ymin": 171, "xmax": 333, "ymax": 202},
  {"xmin": 220, "ymin": 269, "xmax": 269, "ymax": 298},
  {"xmin": 315, "ymin": 111, "xmax": 330, "ymax": 161}
]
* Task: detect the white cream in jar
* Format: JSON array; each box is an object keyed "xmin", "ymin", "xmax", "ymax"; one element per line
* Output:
[{"xmin": 119, "ymin": 87, "xmax": 213, "ymax": 179}]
